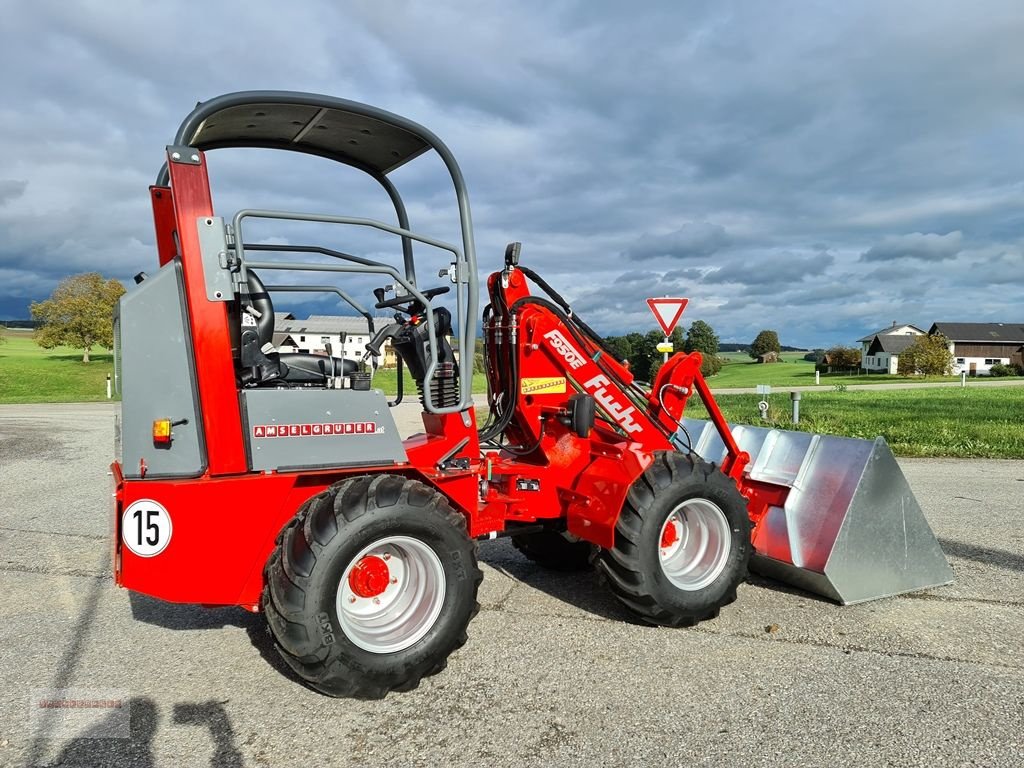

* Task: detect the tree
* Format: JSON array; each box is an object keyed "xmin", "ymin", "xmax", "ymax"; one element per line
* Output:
[
  {"xmin": 822, "ymin": 346, "xmax": 861, "ymax": 371},
  {"xmin": 749, "ymin": 330, "xmax": 781, "ymax": 359},
  {"xmin": 603, "ymin": 335, "xmax": 633, "ymax": 365},
  {"xmin": 684, "ymin": 319, "xmax": 722, "ymax": 377},
  {"xmin": 684, "ymin": 320, "xmax": 719, "ymax": 355},
  {"xmin": 898, "ymin": 333, "xmax": 953, "ymax": 376},
  {"xmin": 31, "ymin": 273, "xmax": 125, "ymax": 363},
  {"xmin": 0, "ymin": 324, "xmax": 6, "ymax": 344}
]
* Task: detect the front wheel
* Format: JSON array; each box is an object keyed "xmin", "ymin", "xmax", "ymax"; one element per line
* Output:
[
  {"xmin": 597, "ymin": 452, "xmax": 751, "ymax": 627},
  {"xmin": 263, "ymin": 475, "xmax": 482, "ymax": 698}
]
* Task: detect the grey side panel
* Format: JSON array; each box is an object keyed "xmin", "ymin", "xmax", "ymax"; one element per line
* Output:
[
  {"xmin": 120, "ymin": 262, "xmax": 204, "ymax": 478},
  {"xmin": 241, "ymin": 389, "xmax": 406, "ymax": 472}
]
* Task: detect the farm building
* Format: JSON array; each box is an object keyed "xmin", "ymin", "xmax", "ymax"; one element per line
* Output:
[
  {"xmin": 274, "ymin": 315, "xmax": 398, "ymax": 367},
  {"xmin": 929, "ymin": 322, "xmax": 1024, "ymax": 376},
  {"xmin": 757, "ymin": 351, "xmax": 779, "ymax": 364},
  {"xmin": 858, "ymin": 322, "xmax": 924, "ymax": 374}
]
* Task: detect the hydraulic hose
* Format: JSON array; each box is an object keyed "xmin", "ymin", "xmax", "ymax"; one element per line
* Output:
[
  {"xmin": 517, "ymin": 266, "xmax": 621, "ymax": 361},
  {"xmin": 508, "ymin": 295, "xmax": 674, "ymax": 441}
]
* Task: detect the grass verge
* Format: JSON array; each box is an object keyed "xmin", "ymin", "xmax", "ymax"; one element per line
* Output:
[
  {"xmin": 683, "ymin": 386, "xmax": 1024, "ymax": 458},
  {"xmin": 709, "ymin": 351, "xmax": 1022, "ymax": 388},
  {"xmin": 0, "ymin": 331, "xmax": 117, "ymax": 404}
]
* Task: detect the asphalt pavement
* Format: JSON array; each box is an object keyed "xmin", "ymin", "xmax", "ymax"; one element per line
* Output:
[{"xmin": 0, "ymin": 402, "xmax": 1021, "ymax": 767}]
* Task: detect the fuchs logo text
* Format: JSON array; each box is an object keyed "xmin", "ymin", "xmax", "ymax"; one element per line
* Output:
[
  {"xmin": 543, "ymin": 330, "xmax": 587, "ymax": 370},
  {"xmin": 583, "ymin": 375, "xmax": 643, "ymax": 434}
]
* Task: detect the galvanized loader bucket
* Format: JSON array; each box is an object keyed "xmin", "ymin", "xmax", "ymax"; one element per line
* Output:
[{"xmin": 678, "ymin": 419, "xmax": 954, "ymax": 604}]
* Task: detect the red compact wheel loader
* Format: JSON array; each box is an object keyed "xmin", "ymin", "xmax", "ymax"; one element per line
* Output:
[{"xmin": 112, "ymin": 91, "xmax": 952, "ymax": 698}]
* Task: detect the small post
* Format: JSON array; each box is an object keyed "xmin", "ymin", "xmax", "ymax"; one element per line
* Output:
[
  {"xmin": 815, "ymin": 370, "xmax": 820, "ymax": 385},
  {"xmin": 791, "ymin": 391, "xmax": 801, "ymax": 424},
  {"xmin": 663, "ymin": 335, "xmax": 670, "ymax": 365},
  {"xmin": 961, "ymin": 371, "xmax": 966, "ymax": 388},
  {"xmin": 106, "ymin": 374, "xmax": 112, "ymax": 400}
]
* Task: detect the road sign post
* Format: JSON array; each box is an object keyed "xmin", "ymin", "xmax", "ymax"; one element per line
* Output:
[
  {"xmin": 646, "ymin": 298, "xmax": 688, "ymax": 366},
  {"xmin": 646, "ymin": 298, "xmax": 688, "ymax": 336}
]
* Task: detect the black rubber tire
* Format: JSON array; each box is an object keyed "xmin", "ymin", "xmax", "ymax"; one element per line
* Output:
[
  {"xmin": 511, "ymin": 530, "xmax": 593, "ymax": 571},
  {"xmin": 596, "ymin": 452, "xmax": 751, "ymax": 627},
  {"xmin": 262, "ymin": 474, "xmax": 482, "ymax": 698}
]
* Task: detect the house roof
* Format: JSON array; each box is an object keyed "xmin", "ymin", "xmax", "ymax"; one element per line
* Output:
[
  {"xmin": 272, "ymin": 332, "xmax": 295, "ymax": 348},
  {"xmin": 867, "ymin": 334, "xmax": 918, "ymax": 355},
  {"xmin": 929, "ymin": 322, "xmax": 1024, "ymax": 343},
  {"xmin": 278, "ymin": 315, "xmax": 384, "ymax": 335},
  {"xmin": 856, "ymin": 323, "xmax": 924, "ymax": 343}
]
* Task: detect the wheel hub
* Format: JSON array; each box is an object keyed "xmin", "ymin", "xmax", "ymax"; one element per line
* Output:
[
  {"xmin": 336, "ymin": 536, "xmax": 446, "ymax": 654},
  {"xmin": 657, "ymin": 499, "xmax": 732, "ymax": 592},
  {"xmin": 347, "ymin": 555, "xmax": 391, "ymax": 598},
  {"xmin": 660, "ymin": 519, "xmax": 681, "ymax": 550}
]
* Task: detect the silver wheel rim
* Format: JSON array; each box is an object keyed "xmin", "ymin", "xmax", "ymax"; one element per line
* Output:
[
  {"xmin": 336, "ymin": 535, "xmax": 446, "ymax": 654},
  {"xmin": 658, "ymin": 499, "xmax": 732, "ymax": 591}
]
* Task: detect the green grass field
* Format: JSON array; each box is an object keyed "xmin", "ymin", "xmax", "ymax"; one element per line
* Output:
[
  {"xmin": 0, "ymin": 330, "xmax": 117, "ymax": 403},
  {"xmin": 4, "ymin": 329, "xmax": 1021, "ymax": 458},
  {"xmin": 708, "ymin": 350, "xmax": 1021, "ymax": 388},
  {"xmin": 370, "ymin": 366, "xmax": 488, "ymax": 398},
  {"xmin": 683, "ymin": 386, "xmax": 1024, "ymax": 458},
  {"xmin": 0, "ymin": 329, "xmax": 482, "ymax": 403}
]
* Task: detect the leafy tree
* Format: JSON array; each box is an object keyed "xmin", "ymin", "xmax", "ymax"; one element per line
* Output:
[
  {"xmin": 803, "ymin": 349, "xmax": 825, "ymax": 364},
  {"xmin": 618, "ymin": 328, "xmax": 685, "ymax": 381},
  {"xmin": 0, "ymin": 324, "xmax": 6, "ymax": 344},
  {"xmin": 749, "ymin": 329, "xmax": 781, "ymax": 359},
  {"xmin": 603, "ymin": 335, "xmax": 633, "ymax": 364},
  {"xmin": 31, "ymin": 273, "xmax": 125, "ymax": 363},
  {"xmin": 685, "ymin": 319, "xmax": 722, "ymax": 377},
  {"xmin": 898, "ymin": 333, "xmax": 953, "ymax": 376},
  {"xmin": 822, "ymin": 346, "xmax": 861, "ymax": 371},
  {"xmin": 684, "ymin": 320, "xmax": 719, "ymax": 355}
]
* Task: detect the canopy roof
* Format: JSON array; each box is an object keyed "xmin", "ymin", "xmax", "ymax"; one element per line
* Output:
[{"xmin": 174, "ymin": 91, "xmax": 433, "ymax": 175}]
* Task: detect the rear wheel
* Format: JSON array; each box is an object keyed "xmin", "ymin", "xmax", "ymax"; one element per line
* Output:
[
  {"xmin": 263, "ymin": 474, "xmax": 482, "ymax": 698},
  {"xmin": 511, "ymin": 530, "xmax": 593, "ymax": 571},
  {"xmin": 597, "ymin": 452, "xmax": 751, "ymax": 627}
]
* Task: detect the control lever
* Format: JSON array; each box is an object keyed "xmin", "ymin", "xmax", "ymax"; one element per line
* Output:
[
  {"xmin": 364, "ymin": 323, "xmax": 403, "ymax": 359},
  {"xmin": 324, "ymin": 341, "xmax": 337, "ymax": 384}
]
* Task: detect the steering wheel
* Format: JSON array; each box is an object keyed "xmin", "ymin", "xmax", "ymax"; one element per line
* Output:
[{"xmin": 374, "ymin": 285, "xmax": 449, "ymax": 310}]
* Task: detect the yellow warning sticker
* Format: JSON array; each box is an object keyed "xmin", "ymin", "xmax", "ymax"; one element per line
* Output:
[{"xmin": 521, "ymin": 377, "xmax": 567, "ymax": 395}]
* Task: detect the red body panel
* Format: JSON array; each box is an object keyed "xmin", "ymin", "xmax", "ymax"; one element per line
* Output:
[
  {"xmin": 150, "ymin": 186, "xmax": 178, "ymax": 267},
  {"xmin": 165, "ymin": 152, "xmax": 248, "ymax": 476}
]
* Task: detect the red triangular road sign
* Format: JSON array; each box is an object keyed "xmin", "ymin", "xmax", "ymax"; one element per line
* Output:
[{"xmin": 646, "ymin": 298, "xmax": 689, "ymax": 336}]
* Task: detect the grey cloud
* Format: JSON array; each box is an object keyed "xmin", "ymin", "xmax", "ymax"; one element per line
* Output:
[
  {"xmin": 1, "ymin": 1, "xmax": 1021, "ymax": 348},
  {"xmin": 860, "ymin": 231, "xmax": 963, "ymax": 262},
  {"xmin": 0, "ymin": 180, "xmax": 28, "ymax": 206},
  {"xmin": 626, "ymin": 223, "xmax": 730, "ymax": 261}
]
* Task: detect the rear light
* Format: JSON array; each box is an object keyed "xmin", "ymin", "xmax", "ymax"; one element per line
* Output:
[{"xmin": 152, "ymin": 419, "xmax": 172, "ymax": 445}]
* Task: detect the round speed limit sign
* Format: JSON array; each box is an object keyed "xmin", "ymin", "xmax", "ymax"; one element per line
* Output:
[{"xmin": 121, "ymin": 500, "xmax": 173, "ymax": 557}]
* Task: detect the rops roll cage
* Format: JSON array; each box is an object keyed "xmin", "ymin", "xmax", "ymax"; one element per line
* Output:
[{"xmin": 156, "ymin": 91, "xmax": 478, "ymax": 414}]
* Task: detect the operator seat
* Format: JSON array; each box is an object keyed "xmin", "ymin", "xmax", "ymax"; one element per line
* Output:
[{"xmin": 240, "ymin": 270, "xmax": 358, "ymax": 385}]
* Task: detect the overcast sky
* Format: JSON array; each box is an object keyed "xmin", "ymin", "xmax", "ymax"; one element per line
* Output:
[{"xmin": 1, "ymin": 0, "xmax": 1022, "ymax": 348}]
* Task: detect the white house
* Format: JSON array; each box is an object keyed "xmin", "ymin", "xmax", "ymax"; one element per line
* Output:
[
  {"xmin": 274, "ymin": 315, "xmax": 397, "ymax": 366},
  {"xmin": 862, "ymin": 334, "xmax": 920, "ymax": 374},
  {"xmin": 930, "ymin": 322, "xmax": 1024, "ymax": 376},
  {"xmin": 858, "ymin": 322, "xmax": 925, "ymax": 373}
]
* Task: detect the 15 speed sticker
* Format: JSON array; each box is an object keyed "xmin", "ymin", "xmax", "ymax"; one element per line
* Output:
[{"xmin": 121, "ymin": 499, "xmax": 172, "ymax": 557}]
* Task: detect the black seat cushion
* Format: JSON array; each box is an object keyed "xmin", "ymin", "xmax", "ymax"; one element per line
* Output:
[{"xmin": 277, "ymin": 353, "xmax": 358, "ymax": 383}]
